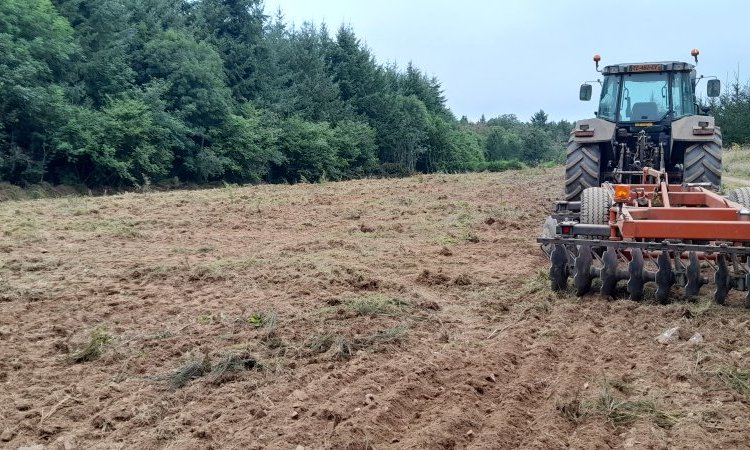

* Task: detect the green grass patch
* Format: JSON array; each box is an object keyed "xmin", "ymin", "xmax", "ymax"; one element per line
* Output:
[{"xmin": 723, "ymin": 145, "xmax": 750, "ymax": 179}]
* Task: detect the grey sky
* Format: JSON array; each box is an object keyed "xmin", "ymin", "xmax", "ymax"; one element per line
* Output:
[{"xmin": 263, "ymin": 0, "xmax": 749, "ymax": 123}]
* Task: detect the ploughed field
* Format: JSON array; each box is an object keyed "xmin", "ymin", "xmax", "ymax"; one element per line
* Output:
[{"xmin": 1, "ymin": 168, "xmax": 749, "ymax": 449}]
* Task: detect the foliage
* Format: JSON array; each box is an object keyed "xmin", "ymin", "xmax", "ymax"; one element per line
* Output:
[
  {"xmin": 711, "ymin": 77, "xmax": 750, "ymax": 145},
  {"xmin": 1, "ymin": 0, "xmax": 569, "ymax": 188}
]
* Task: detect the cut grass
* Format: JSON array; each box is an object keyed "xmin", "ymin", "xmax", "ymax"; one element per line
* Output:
[
  {"xmin": 158, "ymin": 352, "xmax": 259, "ymax": 389},
  {"xmin": 63, "ymin": 218, "xmax": 142, "ymax": 238},
  {"xmin": 594, "ymin": 380, "xmax": 679, "ymax": 428},
  {"xmin": 208, "ymin": 352, "xmax": 258, "ymax": 385},
  {"xmin": 715, "ymin": 367, "xmax": 750, "ymax": 395},
  {"xmin": 167, "ymin": 355, "xmax": 212, "ymax": 390},
  {"xmin": 307, "ymin": 326, "xmax": 408, "ymax": 360},
  {"xmin": 346, "ymin": 294, "xmax": 411, "ymax": 317},
  {"xmin": 560, "ymin": 379, "xmax": 680, "ymax": 429},
  {"xmin": 67, "ymin": 327, "xmax": 113, "ymax": 363},
  {"xmin": 186, "ymin": 258, "xmax": 260, "ymax": 281},
  {"xmin": 520, "ymin": 270, "xmax": 552, "ymax": 296}
]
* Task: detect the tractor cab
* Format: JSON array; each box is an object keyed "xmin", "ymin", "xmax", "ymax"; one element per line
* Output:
[
  {"xmin": 566, "ymin": 51, "xmax": 723, "ymax": 196},
  {"xmin": 585, "ymin": 61, "xmax": 721, "ymax": 124}
]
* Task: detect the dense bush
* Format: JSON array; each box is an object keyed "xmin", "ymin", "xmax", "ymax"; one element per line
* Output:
[
  {"xmin": 712, "ymin": 78, "xmax": 750, "ymax": 145},
  {"xmin": 0, "ymin": 0, "xmax": 568, "ymax": 188}
]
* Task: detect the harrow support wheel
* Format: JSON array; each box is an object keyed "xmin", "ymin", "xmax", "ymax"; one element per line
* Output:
[
  {"xmin": 580, "ymin": 187, "xmax": 611, "ymax": 226},
  {"xmin": 727, "ymin": 187, "xmax": 750, "ymax": 208}
]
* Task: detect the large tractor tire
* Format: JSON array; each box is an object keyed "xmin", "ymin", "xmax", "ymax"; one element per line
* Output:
[
  {"xmin": 683, "ymin": 140, "xmax": 722, "ymax": 189},
  {"xmin": 580, "ymin": 187, "xmax": 611, "ymax": 225},
  {"xmin": 727, "ymin": 187, "xmax": 750, "ymax": 208},
  {"xmin": 565, "ymin": 142, "xmax": 601, "ymax": 201}
]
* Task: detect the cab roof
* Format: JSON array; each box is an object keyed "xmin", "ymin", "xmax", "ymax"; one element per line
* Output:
[{"xmin": 602, "ymin": 61, "xmax": 695, "ymax": 75}]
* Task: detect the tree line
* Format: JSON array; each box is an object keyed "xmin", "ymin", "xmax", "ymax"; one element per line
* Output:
[{"xmin": 0, "ymin": 0, "xmax": 570, "ymax": 188}]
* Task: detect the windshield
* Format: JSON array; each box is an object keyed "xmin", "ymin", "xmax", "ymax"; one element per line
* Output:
[
  {"xmin": 597, "ymin": 71, "xmax": 696, "ymax": 122},
  {"xmin": 619, "ymin": 73, "xmax": 669, "ymax": 122}
]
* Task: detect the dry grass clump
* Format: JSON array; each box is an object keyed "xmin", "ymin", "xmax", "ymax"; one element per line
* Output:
[
  {"xmin": 167, "ymin": 355, "xmax": 212, "ymax": 390},
  {"xmin": 715, "ymin": 367, "xmax": 750, "ymax": 395},
  {"xmin": 558, "ymin": 379, "xmax": 679, "ymax": 429},
  {"xmin": 67, "ymin": 327, "xmax": 113, "ymax": 363},
  {"xmin": 208, "ymin": 352, "xmax": 258, "ymax": 385},
  {"xmin": 594, "ymin": 381, "xmax": 678, "ymax": 428},
  {"xmin": 346, "ymin": 295, "xmax": 410, "ymax": 317},
  {"xmin": 160, "ymin": 352, "xmax": 259, "ymax": 389},
  {"xmin": 307, "ymin": 326, "xmax": 408, "ymax": 360}
]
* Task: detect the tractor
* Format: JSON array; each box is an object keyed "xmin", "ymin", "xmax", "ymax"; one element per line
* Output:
[
  {"xmin": 565, "ymin": 49, "xmax": 722, "ymax": 206},
  {"xmin": 539, "ymin": 51, "xmax": 750, "ymax": 307}
]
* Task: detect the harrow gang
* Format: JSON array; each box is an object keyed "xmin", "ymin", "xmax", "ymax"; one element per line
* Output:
[{"xmin": 539, "ymin": 167, "xmax": 750, "ymax": 307}]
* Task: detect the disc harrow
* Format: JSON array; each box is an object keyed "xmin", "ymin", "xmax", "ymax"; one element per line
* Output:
[{"xmin": 539, "ymin": 167, "xmax": 750, "ymax": 307}]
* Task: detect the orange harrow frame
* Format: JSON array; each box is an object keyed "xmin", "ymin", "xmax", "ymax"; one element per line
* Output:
[
  {"xmin": 539, "ymin": 167, "xmax": 750, "ymax": 307},
  {"xmin": 608, "ymin": 168, "xmax": 750, "ymax": 242}
]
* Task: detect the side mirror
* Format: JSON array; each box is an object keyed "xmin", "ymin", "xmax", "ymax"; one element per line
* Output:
[
  {"xmin": 580, "ymin": 84, "xmax": 593, "ymax": 101},
  {"xmin": 707, "ymin": 79, "xmax": 721, "ymax": 98}
]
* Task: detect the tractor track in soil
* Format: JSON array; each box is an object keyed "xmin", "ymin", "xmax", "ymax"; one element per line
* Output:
[{"xmin": 0, "ymin": 168, "xmax": 749, "ymax": 449}]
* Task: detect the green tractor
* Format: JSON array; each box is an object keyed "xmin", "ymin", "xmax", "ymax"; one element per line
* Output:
[{"xmin": 565, "ymin": 49, "xmax": 722, "ymax": 201}]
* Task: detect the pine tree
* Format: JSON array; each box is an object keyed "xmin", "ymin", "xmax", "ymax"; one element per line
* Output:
[{"xmin": 530, "ymin": 109, "xmax": 548, "ymax": 127}]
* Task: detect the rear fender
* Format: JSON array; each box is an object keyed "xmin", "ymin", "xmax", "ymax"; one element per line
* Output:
[
  {"xmin": 671, "ymin": 115, "xmax": 722, "ymax": 143},
  {"xmin": 570, "ymin": 118, "xmax": 616, "ymax": 144}
]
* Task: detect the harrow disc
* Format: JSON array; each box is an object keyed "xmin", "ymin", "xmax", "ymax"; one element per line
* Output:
[
  {"xmin": 714, "ymin": 254, "xmax": 730, "ymax": 305},
  {"xmin": 600, "ymin": 246, "xmax": 619, "ymax": 298},
  {"xmin": 549, "ymin": 244, "xmax": 569, "ymax": 291},
  {"xmin": 574, "ymin": 244, "xmax": 594, "ymax": 296},
  {"xmin": 655, "ymin": 251, "xmax": 674, "ymax": 304},
  {"xmin": 627, "ymin": 248, "xmax": 645, "ymax": 301},
  {"xmin": 685, "ymin": 252, "xmax": 704, "ymax": 298}
]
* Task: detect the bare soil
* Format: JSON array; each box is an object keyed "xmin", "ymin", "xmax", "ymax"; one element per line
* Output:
[{"xmin": 1, "ymin": 168, "xmax": 749, "ymax": 449}]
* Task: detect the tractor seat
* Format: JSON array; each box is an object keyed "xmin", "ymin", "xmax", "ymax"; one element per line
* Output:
[{"xmin": 630, "ymin": 102, "xmax": 658, "ymax": 120}]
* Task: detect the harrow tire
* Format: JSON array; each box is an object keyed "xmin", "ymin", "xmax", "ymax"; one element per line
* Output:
[
  {"xmin": 727, "ymin": 187, "xmax": 750, "ymax": 208},
  {"xmin": 565, "ymin": 142, "xmax": 601, "ymax": 201},
  {"xmin": 683, "ymin": 140, "xmax": 722, "ymax": 189},
  {"xmin": 580, "ymin": 187, "xmax": 611, "ymax": 225}
]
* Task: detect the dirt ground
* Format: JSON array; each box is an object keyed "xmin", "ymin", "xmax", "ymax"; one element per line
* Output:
[{"xmin": 1, "ymin": 167, "xmax": 749, "ymax": 449}]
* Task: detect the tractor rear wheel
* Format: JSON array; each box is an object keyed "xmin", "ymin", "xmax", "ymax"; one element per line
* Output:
[
  {"xmin": 565, "ymin": 142, "xmax": 601, "ymax": 201},
  {"xmin": 580, "ymin": 187, "xmax": 611, "ymax": 225},
  {"xmin": 683, "ymin": 140, "xmax": 722, "ymax": 189},
  {"xmin": 728, "ymin": 187, "xmax": 750, "ymax": 208}
]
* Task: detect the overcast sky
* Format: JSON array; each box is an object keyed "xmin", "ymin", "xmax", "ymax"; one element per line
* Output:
[{"xmin": 263, "ymin": 0, "xmax": 749, "ymax": 123}]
